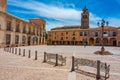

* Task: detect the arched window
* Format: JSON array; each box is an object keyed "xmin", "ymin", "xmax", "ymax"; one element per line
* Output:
[
  {"xmin": 15, "ymin": 35, "xmax": 19, "ymax": 44},
  {"xmin": 23, "ymin": 26, "xmax": 26, "ymax": 33},
  {"xmin": 16, "ymin": 23, "xmax": 20, "ymax": 32},
  {"xmin": 22, "ymin": 36, "xmax": 26, "ymax": 44},
  {"xmin": 7, "ymin": 21, "xmax": 11, "ymax": 31},
  {"xmin": 6, "ymin": 34, "xmax": 11, "ymax": 44},
  {"xmin": 32, "ymin": 36, "xmax": 38, "ymax": 44}
]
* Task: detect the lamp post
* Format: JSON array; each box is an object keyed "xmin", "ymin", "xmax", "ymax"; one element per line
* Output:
[{"xmin": 98, "ymin": 19, "xmax": 105, "ymax": 55}]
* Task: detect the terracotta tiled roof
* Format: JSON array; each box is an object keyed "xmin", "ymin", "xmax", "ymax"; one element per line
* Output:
[
  {"xmin": 50, "ymin": 26, "xmax": 118, "ymax": 31},
  {"xmin": 29, "ymin": 18, "xmax": 46, "ymax": 26},
  {"xmin": 51, "ymin": 26, "xmax": 80, "ymax": 30}
]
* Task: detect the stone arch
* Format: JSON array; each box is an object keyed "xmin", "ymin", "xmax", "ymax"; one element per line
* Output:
[
  {"xmin": 118, "ymin": 41, "xmax": 120, "ymax": 47},
  {"xmin": 95, "ymin": 38, "xmax": 101, "ymax": 46},
  {"xmin": 110, "ymin": 38, "xmax": 117, "ymax": 46},
  {"xmin": 32, "ymin": 36, "xmax": 38, "ymax": 45},
  {"xmin": 103, "ymin": 38, "xmax": 108, "ymax": 46},
  {"xmin": 89, "ymin": 38, "xmax": 94, "ymax": 46}
]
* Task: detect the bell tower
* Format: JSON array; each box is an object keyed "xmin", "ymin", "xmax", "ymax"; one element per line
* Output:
[
  {"xmin": 0, "ymin": 0, "xmax": 7, "ymax": 12},
  {"xmin": 81, "ymin": 6, "xmax": 89, "ymax": 29}
]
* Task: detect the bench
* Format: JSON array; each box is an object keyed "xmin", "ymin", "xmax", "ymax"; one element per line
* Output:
[
  {"xmin": 58, "ymin": 54, "xmax": 66, "ymax": 66},
  {"xmin": 43, "ymin": 52, "xmax": 66, "ymax": 66},
  {"xmin": 71, "ymin": 56, "xmax": 110, "ymax": 80}
]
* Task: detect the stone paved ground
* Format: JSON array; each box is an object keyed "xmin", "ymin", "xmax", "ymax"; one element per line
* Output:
[{"xmin": 0, "ymin": 45, "xmax": 120, "ymax": 80}]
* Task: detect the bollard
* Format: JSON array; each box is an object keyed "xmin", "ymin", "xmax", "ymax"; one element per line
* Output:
[
  {"xmin": 10, "ymin": 47, "xmax": 11, "ymax": 53},
  {"xmin": 19, "ymin": 48, "xmax": 21, "ymax": 55},
  {"xmin": 55, "ymin": 54, "xmax": 58, "ymax": 66},
  {"xmin": 7, "ymin": 48, "xmax": 9, "ymax": 52},
  {"xmin": 28, "ymin": 50, "xmax": 31, "ymax": 58},
  {"xmin": 35, "ymin": 51, "xmax": 37, "ymax": 60},
  {"xmin": 8, "ymin": 47, "xmax": 10, "ymax": 52},
  {"xmin": 4, "ymin": 47, "xmax": 5, "ymax": 51},
  {"xmin": 12, "ymin": 47, "xmax": 14, "ymax": 53},
  {"xmin": 71, "ymin": 56, "xmax": 75, "ymax": 72},
  {"xmin": 6, "ymin": 48, "xmax": 8, "ymax": 52},
  {"xmin": 96, "ymin": 60, "xmax": 101, "ymax": 80},
  {"xmin": 15, "ymin": 48, "xmax": 17, "ymax": 54},
  {"xmin": 23, "ymin": 49, "xmax": 25, "ymax": 57},
  {"xmin": 43, "ymin": 52, "xmax": 47, "ymax": 62},
  {"xmin": 8, "ymin": 48, "xmax": 9, "ymax": 52},
  {"xmin": 4, "ymin": 47, "xmax": 5, "ymax": 52}
]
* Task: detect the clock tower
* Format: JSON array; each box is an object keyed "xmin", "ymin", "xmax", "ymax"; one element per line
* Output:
[
  {"xmin": 0, "ymin": 0, "xmax": 7, "ymax": 12},
  {"xmin": 81, "ymin": 6, "xmax": 89, "ymax": 29}
]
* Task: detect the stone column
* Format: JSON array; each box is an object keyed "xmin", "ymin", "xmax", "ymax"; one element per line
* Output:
[
  {"xmin": 19, "ymin": 22, "xmax": 23, "ymax": 46},
  {"xmin": 37, "ymin": 36, "xmax": 40, "ymax": 45},
  {"xmin": 41, "ymin": 36, "xmax": 43, "ymax": 45},
  {"xmin": 11, "ymin": 19, "xmax": 16, "ymax": 47}
]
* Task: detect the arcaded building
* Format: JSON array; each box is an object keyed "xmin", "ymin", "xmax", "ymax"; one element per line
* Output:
[
  {"xmin": 48, "ymin": 6, "xmax": 120, "ymax": 46},
  {"xmin": 0, "ymin": 0, "xmax": 46, "ymax": 47}
]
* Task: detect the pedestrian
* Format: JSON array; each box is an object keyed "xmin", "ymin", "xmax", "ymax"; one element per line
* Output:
[{"xmin": 83, "ymin": 42, "xmax": 87, "ymax": 47}]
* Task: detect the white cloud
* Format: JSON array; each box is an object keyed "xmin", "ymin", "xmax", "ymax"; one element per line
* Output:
[
  {"xmin": 8, "ymin": 0, "xmax": 120, "ymax": 31},
  {"xmin": 107, "ymin": 18, "xmax": 120, "ymax": 27}
]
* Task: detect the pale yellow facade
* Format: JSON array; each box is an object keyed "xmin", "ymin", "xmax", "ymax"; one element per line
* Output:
[
  {"xmin": 0, "ymin": 0, "xmax": 46, "ymax": 47},
  {"xmin": 48, "ymin": 26, "xmax": 120, "ymax": 46},
  {"xmin": 48, "ymin": 6, "xmax": 120, "ymax": 46}
]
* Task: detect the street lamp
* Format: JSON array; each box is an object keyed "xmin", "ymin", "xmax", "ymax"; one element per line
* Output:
[{"xmin": 97, "ymin": 19, "xmax": 105, "ymax": 55}]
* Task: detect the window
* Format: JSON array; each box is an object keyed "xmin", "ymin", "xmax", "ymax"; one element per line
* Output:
[
  {"xmin": 72, "ymin": 37, "xmax": 75, "ymax": 40},
  {"xmin": 16, "ymin": 24, "xmax": 20, "ymax": 32},
  {"xmin": 66, "ymin": 32, "xmax": 68, "ymax": 34},
  {"xmin": 23, "ymin": 26, "xmax": 26, "ymax": 33},
  {"xmin": 83, "ymin": 15, "xmax": 87, "ymax": 18},
  {"xmin": 61, "ymin": 33, "xmax": 63, "ymax": 36},
  {"xmin": 113, "ymin": 32, "xmax": 116, "ymax": 36},
  {"xmin": 32, "ymin": 37, "xmax": 38, "ymax": 44},
  {"xmin": 15, "ymin": 35, "xmax": 19, "ymax": 44},
  {"xmin": 66, "ymin": 37, "xmax": 68, "ymax": 39},
  {"xmin": 61, "ymin": 37, "xmax": 63, "ymax": 40},
  {"xmin": 6, "ymin": 34, "xmax": 11, "ymax": 44},
  {"xmin": 84, "ymin": 32, "xmax": 87, "ymax": 36},
  {"xmin": 80, "ymin": 32, "xmax": 83, "ymax": 36},
  {"xmin": 90, "ymin": 32, "xmax": 95, "ymax": 37},
  {"xmin": 95, "ymin": 32, "xmax": 98, "ymax": 37},
  {"xmin": 73, "ymin": 32, "xmax": 75, "ymax": 36},
  {"xmin": 22, "ymin": 36, "xmax": 26, "ymax": 44},
  {"xmin": 6, "ymin": 21, "xmax": 12, "ymax": 31},
  {"xmin": 103, "ymin": 32, "xmax": 107, "ymax": 34}
]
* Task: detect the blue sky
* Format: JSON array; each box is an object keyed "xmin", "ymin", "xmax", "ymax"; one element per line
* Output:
[{"xmin": 7, "ymin": 0, "xmax": 120, "ymax": 31}]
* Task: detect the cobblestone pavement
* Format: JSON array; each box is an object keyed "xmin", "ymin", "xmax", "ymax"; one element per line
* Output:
[{"xmin": 0, "ymin": 45, "xmax": 120, "ymax": 80}]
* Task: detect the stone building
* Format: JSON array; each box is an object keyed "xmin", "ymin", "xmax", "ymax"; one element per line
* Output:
[
  {"xmin": 0, "ymin": 0, "xmax": 46, "ymax": 47},
  {"xmin": 48, "ymin": 6, "xmax": 120, "ymax": 46}
]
